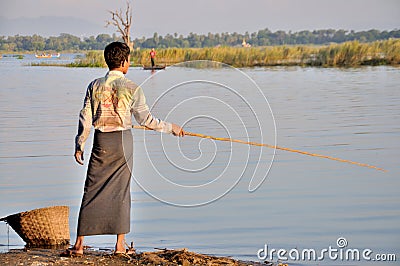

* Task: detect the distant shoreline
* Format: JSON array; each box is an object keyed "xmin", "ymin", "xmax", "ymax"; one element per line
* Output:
[{"xmin": 1, "ymin": 28, "xmax": 399, "ymax": 51}]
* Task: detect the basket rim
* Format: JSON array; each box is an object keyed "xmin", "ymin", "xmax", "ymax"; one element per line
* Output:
[{"xmin": 0, "ymin": 205, "xmax": 69, "ymax": 222}]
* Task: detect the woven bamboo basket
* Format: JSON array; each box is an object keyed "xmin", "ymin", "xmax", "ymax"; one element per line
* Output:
[{"xmin": 0, "ymin": 206, "xmax": 70, "ymax": 248}]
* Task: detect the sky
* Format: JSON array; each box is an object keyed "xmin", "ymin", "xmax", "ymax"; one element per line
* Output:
[{"xmin": 0, "ymin": 0, "xmax": 399, "ymax": 37}]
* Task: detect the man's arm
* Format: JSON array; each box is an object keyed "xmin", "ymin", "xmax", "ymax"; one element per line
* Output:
[
  {"xmin": 131, "ymin": 86, "xmax": 184, "ymax": 136},
  {"xmin": 74, "ymin": 83, "xmax": 93, "ymax": 164}
]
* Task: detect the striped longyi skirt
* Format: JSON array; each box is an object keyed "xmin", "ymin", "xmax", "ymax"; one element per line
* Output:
[{"xmin": 77, "ymin": 129, "xmax": 133, "ymax": 236}]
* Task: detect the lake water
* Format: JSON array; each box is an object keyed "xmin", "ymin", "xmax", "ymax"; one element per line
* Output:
[{"xmin": 0, "ymin": 55, "xmax": 399, "ymax": 265}]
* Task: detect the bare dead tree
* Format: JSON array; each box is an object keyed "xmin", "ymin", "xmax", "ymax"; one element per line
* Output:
[{"xmin": 106, "ymin": 1, "xmax": 134, "ymax": 51}]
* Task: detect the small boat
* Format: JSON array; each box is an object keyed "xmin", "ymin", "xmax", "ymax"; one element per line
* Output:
[
  {"xmin": 35, "ymin": 53, "xmax": 60, "ymax": 58},
  {"xmin": 143, "ymin": 65, "xmax": 166, "ymax": 70},
  {"xmin": 35, "ymin": 54, "xmax": 51, "ymax": 58}
]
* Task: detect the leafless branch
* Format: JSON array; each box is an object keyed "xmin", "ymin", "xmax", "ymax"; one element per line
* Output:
[{"xmin": 105, "ymin": 1, "xmax": 133, "ymax": 50}]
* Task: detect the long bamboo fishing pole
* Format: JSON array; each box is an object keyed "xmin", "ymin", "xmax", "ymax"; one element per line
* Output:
[{"xmin": 133, "ymin": 125, "xmax": 386, "ymax": 172}]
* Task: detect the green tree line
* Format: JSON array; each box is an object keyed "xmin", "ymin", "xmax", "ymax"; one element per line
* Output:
[
  {"xmin": 136, "ymin": 29, "xmax": 400, "ymax": 48},
  {"xmin": 0, "ymin": 33, "xmax": 122, "ymax": 52},
  {"xmin": 1, "ymin": 29, "xmax": 399, "ymax": 52}
]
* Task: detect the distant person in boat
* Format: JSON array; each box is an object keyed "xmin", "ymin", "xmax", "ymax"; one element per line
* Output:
[
  {"xmin": 150, "ymin": 48, "xmax": 156, "ymax": 68},
  {"xmin": 62, "ymin": 41, "xmax": 184, "ymax": 257}
]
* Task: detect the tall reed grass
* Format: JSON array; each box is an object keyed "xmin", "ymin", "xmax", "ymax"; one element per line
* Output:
[
  {"xmin": 71, "ymin": 39, "xmax": 400, "ymax": 68},
  {"xmin": 67, "ymin": 51, "xmax": 106, "ymax": 67}
]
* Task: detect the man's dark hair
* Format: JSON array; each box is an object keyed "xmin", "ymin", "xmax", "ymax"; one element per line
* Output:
[{"xmin": 104, "ymin": 42, "xmax": 130, "ymax": 70}]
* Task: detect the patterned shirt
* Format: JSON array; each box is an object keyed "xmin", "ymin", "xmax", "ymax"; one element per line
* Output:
[{"xmin": 75, "ymin": 70, "xmax": 172, "ymax": 151}]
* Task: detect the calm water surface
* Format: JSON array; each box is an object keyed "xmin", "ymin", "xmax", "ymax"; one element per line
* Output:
[{"xmin": 0, "ymin": 55, "xmax": 399, "ymax": 265}]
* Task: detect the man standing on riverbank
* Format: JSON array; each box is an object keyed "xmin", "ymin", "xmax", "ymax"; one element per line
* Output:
[
  {"xmin": 150, "ymin": 48, "xmax": 156, "ymax": 68},
  {"xmin": 64, "ymin": 41, "xmax": 184, "ymax": 257}
]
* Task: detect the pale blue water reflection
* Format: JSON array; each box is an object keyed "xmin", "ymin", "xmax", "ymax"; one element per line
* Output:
[{"xmin": 0, "ymin": 56, "xmax": 399, "ymax": 265}]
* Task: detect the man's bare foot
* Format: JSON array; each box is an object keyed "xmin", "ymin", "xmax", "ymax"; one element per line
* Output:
[
  {"xmin": 60, "ymin": 248, "xmax": 84, "ymax": 257},
  {"xmin": 115, "ymin": 239, "xmax": 136, "ymax": 255},
  {"xmin": 115, "ymin": 242, "xmax": 126, "ymax": 253}
]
